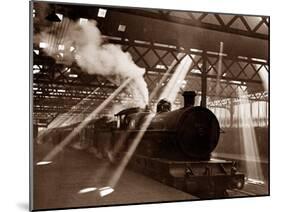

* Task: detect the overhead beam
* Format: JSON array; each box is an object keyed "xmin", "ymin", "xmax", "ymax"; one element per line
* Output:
[{"xmin": 114, "ymin": 9, "xmax": 268, "ymax": 40}]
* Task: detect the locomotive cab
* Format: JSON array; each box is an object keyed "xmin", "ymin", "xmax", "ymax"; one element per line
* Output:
[{"xmin": 115, "ymin": 107, "xmax": 149, "ymax": 129}]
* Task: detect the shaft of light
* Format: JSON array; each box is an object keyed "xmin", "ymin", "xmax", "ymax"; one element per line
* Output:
[
  {"xmin": 237, "ymin": 87, "xmax": 264, "ymax": 181},
  {"xmin": 57, "ymin": 86, "xmax": 100, "ymax": 125},
  {"xmin": 61, "ymin": 100, "xmax": 95, "ymax": 127},
  {"xmin": 215, "ymin": 42, "xmax": 224, "ymax": 97},
  {"xmin": 36, "ymin": 87, "xmax": 100, "ymax": 144},
  {"xmin": 159, "ymin": 55, "xmax": 192, "ymax": 104},
  {"xmin": 256, "ymin": 64, "xmax": 268, "ymax": 91},
  {"xmin": 108, "ymin": 114, "xmax": 154, "ymax": 188},
  {"xmin": 149, "ymin": 53, "xmax": 186, "ymax": 102},
  {"xmin": 41, "ymin": 78, "xmax": 131, "ymax": 162},
  {"xmin": 48, "ymin": 87, "xmax": 100, "ymax": 128}
]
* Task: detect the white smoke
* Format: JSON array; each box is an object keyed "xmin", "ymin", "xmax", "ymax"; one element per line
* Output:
[
  {"xmin": 109, "ymin": 104, "xmax": 127, "ymax": 116},
  {"xmin": 39, "ymin": 19, "xmax": 149, "ymax": 108}
]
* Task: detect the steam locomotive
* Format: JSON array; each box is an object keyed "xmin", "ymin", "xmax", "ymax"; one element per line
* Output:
[{"xmin": 46, "ymin": 91, "xmax": 245, "ymax": 197}]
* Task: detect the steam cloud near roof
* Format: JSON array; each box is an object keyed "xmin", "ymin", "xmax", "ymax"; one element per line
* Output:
[{"xmin": 38, "ymin": 19, "xmax": 149, "ymax": 108}]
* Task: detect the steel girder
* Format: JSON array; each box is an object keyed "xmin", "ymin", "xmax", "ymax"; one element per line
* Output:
[
  {"xmin": 33, "ymin": 36, "xmax": 268, "ymax": 124},
  {"xmin": 114, "ymin": 37, "xmax": 268, "ymax": 98},
  {"xmin": 115, "ymin": 9, "xmax": 269, "ymax": 40}
]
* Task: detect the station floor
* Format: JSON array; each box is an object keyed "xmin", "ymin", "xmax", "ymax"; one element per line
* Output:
[{"xmin": 33, "ymin": 143, "xmax": 196, "ymax": 210}]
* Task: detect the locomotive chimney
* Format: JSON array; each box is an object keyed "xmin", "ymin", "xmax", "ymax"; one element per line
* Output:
[{"xmin": 182, "ymin": 91, "xmax": 196, "ymax": 108}]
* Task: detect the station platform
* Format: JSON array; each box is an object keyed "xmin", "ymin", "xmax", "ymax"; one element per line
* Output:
[{"xmin": 33, "ymin": 143, "xmax": 196, "ymax": 210}]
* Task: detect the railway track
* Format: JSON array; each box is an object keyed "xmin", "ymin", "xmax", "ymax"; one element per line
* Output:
[{"xmin": 227, "ymin": 181, "xmax": 268, "ymax": 197}]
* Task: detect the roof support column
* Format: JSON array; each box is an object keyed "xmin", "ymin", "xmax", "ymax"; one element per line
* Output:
[{"xmin": 201, "ymin": 51, "xmax": 207, "ymax": 107}]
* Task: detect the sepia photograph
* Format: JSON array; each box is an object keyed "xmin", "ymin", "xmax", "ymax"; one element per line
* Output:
[{"xmin": 30, "ymin": 0, "xmax": 269, "ymax": 210}]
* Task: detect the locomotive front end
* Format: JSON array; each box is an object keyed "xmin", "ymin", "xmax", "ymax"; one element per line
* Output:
[{"xmin": 176, "ymin": 106, "xmax": 220, "ymax": 160}]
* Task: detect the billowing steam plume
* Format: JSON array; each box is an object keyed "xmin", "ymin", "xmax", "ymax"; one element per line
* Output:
[{"xmin": 38, "ymin": 19, "xmax": 148, "ymax": 108}]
